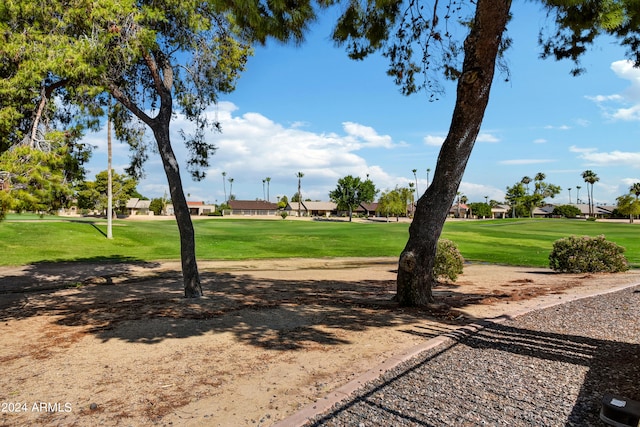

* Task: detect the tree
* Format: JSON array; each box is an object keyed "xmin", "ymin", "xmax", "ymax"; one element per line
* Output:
[
  {"xmin": 508, "ymin": 173, "xmax": 561, "ymax": 217},
  {"xmin": 617, "ymin": 191, "xmax": 640, "ymax": 223},
  {"xmin": 79, "ymin": 170, "xmax": 139, "ymax": 215},
  {"xmin": 296, "ymin": 172, "xmax": 304, "ymax": 217},
  {"xmin": 1, "ymin": 1, "xmax": 252, "ymax": 297},
  {"xmin": 222, "ymin": 172, "xmax": 228, "ymax": 203},
  {"xmin": 553, "ymin": 204, "xmax": 581, "ymax": 218},
  {"xmin": 521, "ymin": 176, "xmax": 532, "ymax": 194},
  {"xmin": 468, "ymin": 202, "xmax": 491, "ymax": 219},
  {"xmin": 505, "ymin": 182, "xmax": 527, "ymax": 218},
  {"xmin": 0, "ymin": 145, "xmax": 72, "ymax": 214},
  {"xmin": 582, "ymin": 170, "xmax": 600, "ymax": 216},
  {"xmin": 378, "ymin": 187, "xmax": 407, "ymax": 221},
  {"xmin": 277, "ymin": 195, "xmax": 289, "ymax": 210},
  {"xmin": 329, "ymin": 175, "xmax": 378, "ymax": 221},
  {"xmin": 265, "ymin": 177, "xmax": 271, "ymax": 202},
  {"xmin": 228, "ymin": 178, "xmax": 234, "ymax": 203},
  {"xmin": 149, "ymin": 198, "xmax": 165, "ymax": 216},
  {"xmin": 616, "ymin": 182, "xmax": 640, "ymax": 223},
  {"xmin": 323, "ymin": 0, "xmax": 640, "ymax": 306},
  {"xmin": 630, "ymin": 182, "xmax": 640, "ymax": 200}
]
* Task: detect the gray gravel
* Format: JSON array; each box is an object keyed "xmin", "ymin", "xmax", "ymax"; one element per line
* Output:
[{"xmin": 306, "ymin": 285, "xmax": 640, "ymax": 426}]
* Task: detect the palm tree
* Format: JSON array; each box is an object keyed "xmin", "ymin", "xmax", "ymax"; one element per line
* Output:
[
  {"xmin": 581, "ymin": 170, "xmax": 599, "ymax": 216},
  {"xmin": 412, "ymin": 169, "xmax": 419, "ymax": 201},
  {"xmin": 228, "ymin": 177, "xmax": 234, "ymax": 202},
  {"xmin": 265, "ymin": 177, "xmax": 271, "ymax": 202},
  {"xmin": 521, "ymin": 176, "xmax": 532, "ymax": 194},
  {"xmin": 222, "ymin": 171, "xmax": 227, "ymax": 202},
  {"xmin": 262, "ymin": 179, "xmax": 266, "ymax": 200},
  {"xmin": 576, "ymin": 185, "xmax": 581, "ymax": 204},
  {"xmin": 408, "ymin": 182, "xmax": 415, "ymax": 215},
  {"xmin": 426, "ymin": 168, "xmax": 431, "ymax": 189},
  {"xmin": 296, "ymin": 172, "xmax": 304, "ymax": 217},
  {"xmin": 631, "ymin": 182, "xmax": 640, "ymax": 200},
  {"xmin": 568, "ymin": 187, "xmax": 572, "ymax": 204}
]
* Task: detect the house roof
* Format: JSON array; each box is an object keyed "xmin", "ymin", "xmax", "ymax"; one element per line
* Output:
[
  {"xmin": 564, "ymin": 203, "xmax": 615, "ymax": 215},
  {"xmin": 360, "ymin": 202, "xmax": 379, "ymax": 211},
  {"xmin": 229, "ymin": 200, "xmax": 279, "ymax": 210},
  {"xmin": 126, "ymin": 198, "xmax": 151, "ymax": 209},
  {"xmin": 302, "ymin": 201, "xmax": 337, "ymax": 211}
]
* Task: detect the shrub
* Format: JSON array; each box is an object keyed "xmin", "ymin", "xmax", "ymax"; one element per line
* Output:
[
  {"xmin": 433, "ymin": 239, "xmax": 465, "ymax": 282},
  {"xmin": 549, "ymin": 235, "xmax": 629, "ymax": 273},
  {"xmin": 280, "ymin": 211, "xmax": 288, "ymax": 219}
]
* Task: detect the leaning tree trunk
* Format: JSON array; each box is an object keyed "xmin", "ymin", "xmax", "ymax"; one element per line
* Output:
[
  {"xmin": 396, "ymin": 0, "xmax": 512, "ymax": 306},
  {"xmin": 151, "ymin": 119, "xmax": 202, "ymax": 298}
]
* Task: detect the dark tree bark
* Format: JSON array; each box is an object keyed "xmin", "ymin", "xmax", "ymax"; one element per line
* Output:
[
  {"xmin": 151, "ymin": 120, "xmax": 202, "ymax": 298},
  {"xmin": 396, "ymin": 0, "xmax": 512, "ymax": 306},
  {"xmin": 149, "ymin": 72, "xmax": 202, "ymax": 298},
  {"xmin": 110, "ymin": 53, "xmax": 202, "ymax": 298}
]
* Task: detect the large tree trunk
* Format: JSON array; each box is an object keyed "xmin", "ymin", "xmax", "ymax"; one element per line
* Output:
[
  {"xmin": 151, "ymin": 119, "xmax": 202, "ymax": 298},
  {"xmin": 396, "ymin": 0, "xmax": 511, "ymax": 306}
]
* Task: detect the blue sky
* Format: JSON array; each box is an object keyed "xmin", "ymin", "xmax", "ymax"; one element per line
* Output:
[{"xmin": 84, "ymin": 2, "xmax": 640, "ymax": 206}]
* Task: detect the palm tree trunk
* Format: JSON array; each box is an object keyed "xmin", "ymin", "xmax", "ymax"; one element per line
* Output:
[{"xmin": 396, "ymin": 0, "xmax": 511, "ymax": 306}]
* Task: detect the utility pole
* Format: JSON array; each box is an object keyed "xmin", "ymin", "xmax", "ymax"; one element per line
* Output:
[{"xmin": 107, "ymin": 100, "xmax": 113, "ymax": 239}]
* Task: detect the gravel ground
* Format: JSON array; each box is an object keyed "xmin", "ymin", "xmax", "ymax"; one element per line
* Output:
[{"xmin": 306, "ymin": 285, "xmax": 640, "ymax": 427}]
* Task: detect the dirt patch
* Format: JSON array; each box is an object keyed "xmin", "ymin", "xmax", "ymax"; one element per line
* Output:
[{"xmin": 1, "ymin": 258, "xmax": 638, "ymax": 426}]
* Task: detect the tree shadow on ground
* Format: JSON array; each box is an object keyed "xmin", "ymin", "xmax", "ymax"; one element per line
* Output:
[
  {"xmin": 0, "ymin": 264, "xmax": 551, "ymax": 350},
  {"xmin": 0, "ymin": 257, "xmax": 161, "ymax": 294},
  {"xmin": 307, "ymin": 286, "xmax": 640, "ymax": 426}
]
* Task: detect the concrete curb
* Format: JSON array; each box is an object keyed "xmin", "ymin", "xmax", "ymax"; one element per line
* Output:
[{"xmin": 272, "ymin": 281, "xmax": 640, "ymax": 427}]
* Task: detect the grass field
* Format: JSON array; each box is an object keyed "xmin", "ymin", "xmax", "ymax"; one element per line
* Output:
[{"xmin": 1, "ymin": 215, "xmax": 639, "ymax": 268}]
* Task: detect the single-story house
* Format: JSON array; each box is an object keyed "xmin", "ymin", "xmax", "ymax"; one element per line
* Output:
[
  {"xmin": 491, "ymin": 204, "xmax": 509, "ymax": 219},
  {"xmin": 570, "ymin": 203, "xmax": 615, "ymax": 218},
  {"xmin": 302, "ymin": 201, "xmax": 337, "ymax": 217},
  {"xmin": 449, "ymin": 203, "xmax": 469, "ymax": 218},
  {"xmin": 126, "ymin": 198, "xmax": 152, "ymax": 216},
  {"xmin": 165, "ymin": 201, "xmax": 217, "ymax": 216},
  {"xmin": 358, "ymin": 202, "xmax": 380, "ymax": 217},
  {"xmin": 228, "ymin": 200, "xmax": 279, "ymax": 215}
]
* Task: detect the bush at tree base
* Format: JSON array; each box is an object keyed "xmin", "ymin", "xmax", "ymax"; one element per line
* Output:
[
  {"xmin": 549, "ymin": 235, "xmax": 629, "ymax": 273},
  {"xmin": 433, "ymin": 239, "xmax": 465, "ymax": 283}
]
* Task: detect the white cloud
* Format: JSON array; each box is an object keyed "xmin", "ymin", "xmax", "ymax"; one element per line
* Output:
[
  {"xmin": 423, "ymin": 134, "xmax": 445, "ymax": 147},
  {"xmin": 544, "ymin": 124, "xmax": 571, "ymax": 130},
  {"xmin": 342, "ymin": 122, "xmax": 397, "ymax": 148},
  {"xmin": 577, "ymin": 150, "xmax": 640, "ymax": 167},
  {"xmin": 569, "ymin": 145, "xmax": 595, "ymax": 153},
  {"xmin": 622, "ymin": 177, "xmax": 640, "ymax": 186},
  {"xmin": 586, "ymin": 94, "xmax": 623, "ymax": 103},
  {"xmin": 458, "ymin": 182, "xmax": 505, "ymax": 203},
  {"xmin": 533, "ymin": 138, "xmax": 547, "ymax": 144},
  {"xmin": 476, "ymin": 133, "xmax": 500, "ymax": 143},
  {"xmin": 113, "ymin": 102, "xmax": 415, "ymax": 201},
  {"xmin": 587, "ymin": 60, "xmax": 640, "ymax": 121}
]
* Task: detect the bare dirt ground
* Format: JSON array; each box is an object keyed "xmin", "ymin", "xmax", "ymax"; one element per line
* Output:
[{"xmin": 1, "ymin": 258, "xmax": 639, "ymax": 427}]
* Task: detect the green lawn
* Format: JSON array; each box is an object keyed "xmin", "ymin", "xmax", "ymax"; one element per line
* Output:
[{"xmin": 1, "ymin": 215, "xmax": 639, "ymax": 268}]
